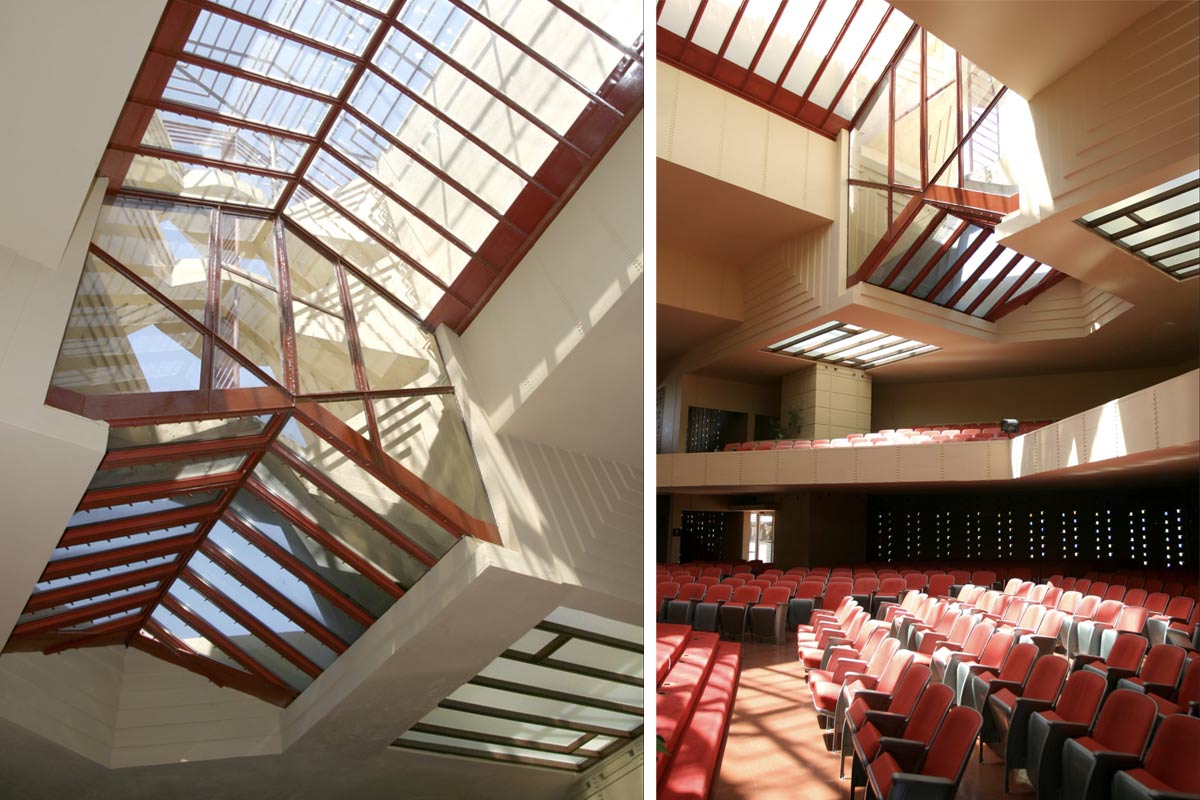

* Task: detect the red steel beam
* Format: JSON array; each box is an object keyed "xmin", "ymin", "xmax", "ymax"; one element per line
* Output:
[
  {"xmin": 107, "ymin": 142, "xmax": 296, "ymax": 182},
  {"xmin": 200, "ymin": 535, "xmax": 353, "ymax": 653},
  {"xmin": 272, "ymin": 215, "xmax": 301, "ymax": 394},
  {"xmin": 26, "ymin": 561, "xmax": 179, "ymax": 614},
  {"xmin": 11, "ymin": 588, "xmax": 160, "ymax": 638},
  {"xmin": 962, "ymin": 250, "xmax": 1025, "ymax": 315},
  {"xmin": 160, "ymin": 593, "xmax": 291, "ymax": 691},
  {"xmin": 983, "ymin": 262, "xmax": 1044, "ymax": 319},
  {"xmin": 45, "ymin": 385, "xmax": 293, "ymax": 426},
  {"xmin": 149, "ymin": 47, "xmax": 340, "ymax": 105},
  {"xmin": 766, "ymin": 0, "xmax": 827, "ymax": 106},
  {"xmin": 713, "ymin": 1, "xmax": 751, "ymax": 70},
  {"xmin": 738, "ymin": 0, "xmax": 791, "ymax": 92},
  {"xmin": 179, "ymin": 0, "xmax": 368, "ymax": 62},
  {"xmin": 179, "ymin": 569, "xmax": 322, "ymax": 678},
  {"xmin": 78, "ymin": 470, "xmax": 241, "ymax": 511},
  {"xmin": 243, "ymin": 476, "xmax": 405, "ymax": 599},
  {"xmin": 879, "ymin": 210, "xmax": 949, "ymax": 287},
  {"xmin": 5, "ymin": 618, "xmax": 144, "ymax": 655},
  {"xmin": 943, "ymin": 245, "xmax": 1007, "ymax": 309},
  {"xmin": 895, "ymin": 218, "xmax": 971, "ymax": 294},
  {"xmin": 99, "ymin": 431, "xmax": 274, "ymax": 468},
  {"xmin": 928, "ymin": 86, "xmax": 1008, "ymax": 188},
  {"xmin": 292, "ymin": 400, "xmax": 501, "ymax": 544},
  {"xmin": 218, "ymin": 510, "xmax": 373, "ymax": 632},
  {"xmin": 925, "ymin": 229, "xmax": 993, "ymax": 302},
  {"xmin": 41, "ymin": 532, "xmax": 198, "ymax": 583},
  {"xmin": 987, "ymin": 270, "xmax": 1068, "ymax": 320},
  {"xmin": 267, "ymin": 442, "xmax": 437, "ymax": 566},
  {"xmin": 136, "ymin": 624, "xmax": 297, "ymax": 707},
  {"xmin": 61, "ymin": 501, "xmax": 222, "ymax": 547}
]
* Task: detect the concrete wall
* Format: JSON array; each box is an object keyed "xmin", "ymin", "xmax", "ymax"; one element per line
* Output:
[{"xmin": 872, "ymin": 361, "xmax": 1195, "ymax": 430}]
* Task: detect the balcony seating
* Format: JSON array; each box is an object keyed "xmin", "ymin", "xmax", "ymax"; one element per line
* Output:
[
  {"xmin": 1111, "ymin": 714, "xmax": 1200, "ymax": 800},
  {"xmin": 1059, "ymin": 689, "xmax": 1159, "ymax": 800}
]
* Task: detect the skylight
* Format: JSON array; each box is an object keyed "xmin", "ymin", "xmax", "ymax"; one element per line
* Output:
[
  {"xmin": 767, "ymin": 321, "xmax": 938, "ymax": 368},
  {"xmin": 1077, "ymin": 170, "xmax": 1200, "ymax": 280},
  {"xmin": 102, "ymin": 0, "xmax": 644, "ymax": 331},
  {"xmin": 657, "ymin": 0, "xmax": 917, "ymax": 138},
  {"xmin": 391, "ymin": 607, "xmax": 642, "ymax": 772}
]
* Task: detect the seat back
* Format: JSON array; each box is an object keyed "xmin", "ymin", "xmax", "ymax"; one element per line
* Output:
[
  {"xmin": 1103, "ymin": 584, "xmax": 1127, "ymax": 602},
  {"xmin": 949, "ymin": 570, "xmax": 971, "ymax": 584},
  {"xmin": 794, "ymin": 580, "xmax": 824, "ymax": 600},
  {"xmin": 1060, "ymin": 576, "xmax": 1077, "ymax": 591},
  {"xmin": 730, "ymin": 585, "xmax": 761, "ymax": 605},
  {"xmin": 1090, "ymin": 689, "xmax": 1158, "ymax": 755},
  {"xmin": 1139, "ymin": 644, "xmax": 1186, "ymax": 686},
  {"xmin": 678, "ymin": 582, "xmax": 706, "ymax": 602},
  {"xmin": 963, "ymin": 585, "xmax": 987, "ymax": 605},
  {"xmin": 997, "ymin": 642, "xmax": 1039, "ymax": 682},
  {"xmin": 1002, "ymin": 578, "xmax": 1022, "ymax": 595},
  {"xmin": 1040, "ymin": 587, "xmax": 1062, "ymax": 608},
  {"xmin": 1015, "ymin": 581, "xmax": 1034, "ymax": 599},
  {"xmin": 903, "ymin": 682, "xmax": 954, "ymax": 745},
  {"xmin": 1014, "ymin": 604, "xmax": 1045, "ymax": 631},
  {"xmin": 888, "ymin": 664, "xmax": 932, "ymax": 718},
  {"xmin": 697, "ymin": 576, "xmax": 719, "ymax": 587},
  {"xmin": 774, "ymin": 580, "xmax": 798, "ymax": 598},
  {"xmin": 856, "ymin": 625, "xmax": 891, "ymax": 662},
  {"xmin": 865, "ymin": 637, "xmax": 901, "ymax": 677},
  {"xmin": 722, "ymin": 576, "xmax": 747, "ymax": 588},
  {"xmin": 1055, "ymin": 669, "xmax": 1107, "ymax": 725},
  {"xmin": 1177, "ymin": 658, "xmax": 1200, "ymax": 707},
  {"xmin": 1073, "ymin": 578, "xmax": 1092, "ymax": 595},
  {"xmin": 1142, "ymin": 714, "xmax": 1200, "ymax": 794},
  {"xmin": 1092, "ymin": 599, "xmax": 1124, "ymax": 626},
  {"xmin": 919, "ymin": 706, "xmax": 982, "ymax": 788},
  {"xmin": 657, "ymin": 581, "xmax": 679, "ymax": 600},
  {"xmin": 958, "ymin": 620, "xmax": 995, "ymax": 658},
  {"xmin": 971, "ymin": 570, "xmax": 996, "ymax": 588},
  {"xmin": 1087, "ymin": 581, "xmax": 1109, "ymax": 597},
  {"xmin": 1028, "ymin": 584, "xmax": 1049, "ymax": 604},
  {"xmin": 927, "ymin": 573, "xmax": 954, "ymax": 597},
  {"xmin": 977, "ymin": 629, "xmax": 1016, "ymax": 667},
  {"xmin": 1057, "ymin": 590, "xmax": 1082, "ymax": 614},
  {"xmin": 760, "ymin": 586, "xmax": 790, "ymax": 606},
  {"xmin": 822, "ymin": 581, "xmax": 854, "ymax": 609},
  {"xmin": 1105, "ymin": 632, "xmax": 1149, "ymax": 670},
  {"xmin": 747, "ymin": 579, "xmax": 772, "ymax": 592},
  {"xmin": 1164, "ymin": 595, "xmax": 1195, "ymax": 620},
  {"xmin": 1022, "ymin": 653, "xmax": 1069, "ymax": 702},
  {"xmin": 904, "ymin": 573, "xmax": 927, "ymax": 591},
  {"xmin": 878, "ymin": 577, "xmax": 907, "ymax": 596},
  {"xmin": 941, "ymin": 613, "xmax": 977, "ymax": 648},
  {"xmin": 930, "ymin": 609, "xmax": 961, "ymax": 637},
  {"xmin": 1123, "ymin": 588, "xmax": 1148, "ymax": 608},
  {"xmin": 1036, "ymin": 609, "xmax": 1067, "ymax": 637},
  {"xmin": 1142, "ymin": 592, "xmax": 1169, "ymax": 614},
  {"xmin": 853, "ymin": 576, "xmax": 880, "ymax": 594},
  {"xmin": 703, "ymin": 584, "xmax": 733, "ymax": 603},
  {"xmin": 999, "ymin": 598, "xmax": 1027, "ymax": 626},
  {"xmin": 876, "ymin": 649, "xmax": 915, "ymax": 694},
  {"xmin": 1114, "ymin": 605, "xmax": 1149, "ymax": 633},
  {"xmin": 1072, "ymin": 594, "xmax": 1101, "ymax": 620}
]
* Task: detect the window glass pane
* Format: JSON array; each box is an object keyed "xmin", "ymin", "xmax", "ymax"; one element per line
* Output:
[
  {"xmin": 294, "ymin": 300, "xmax": 357, "ymax": 394},
  {"xmin": 320, "ymin": 399, "xmax": 372, "ymax": 440},
  {"xmin": 418, "ymin": 707, "xmax": 582, "ymax": 748},
  {"xmin": 779, "ymin": 2, "xmax": 852, "ymax": 95},
  {"xmin": 163, "ymin": 62, "xmax": 329, "ymax": 135},
  {"xmin": 140, "ymin": 109, "xmax": 308, "ymax": 172},
  {"xmin": 303, "ymin": 148, "xmax": 471, "ymax": 286},
  {"xmin": 834, "ymin": 10, "xmax": 911, "ymax": 119},
  {"xmin": 150, "ymin": 605, "xmax": 249, "ymax": 673},
  {"xmin": 282, "ymin": 227, "xmax": 343, "ymax": 314},
  {"xmin": 67, "ymin": 492, "xmax": 218, "ymax": 527},
  {"xmin": 867, "ymin": 203, "xmax": 939, "ymax": 284},
  {"xmin": 348, "ymin": 70, "xmax": 525, "ymax": 214},
  {"xmin": 962, "ymin": 92, "xmax": 1020, "ymax": 197},
  {"xmin": 88, "ymin": 454, "xmax": 245, "ymax": 491},
  {"xmin": 347, "ymin": 271, "xmax": 446, "ymax": 390},
  {"xmin": 444, "ymin": 683, "xmax": 642, "ymax": 732},
  {"xmin": 52, "ymin": 528, "xmax": 193, "ymax": 562},
  {"xmin": 806, "ymin": 0, "xmax": 889, "ymax": 111},
  {"xmin": 91, "ymin": 198, "xmax": 210, "ymax": 321},
  {"xmin": 252, "ymin": 451, "xmax": 435, "ymax": 586},
  {"xmin": 122, "ymin": 154, "xmax": 287, "ymax": 208},
  {"xmin": 849, "ymin": 76, "xmax": 889, "ymax": 184},
  {"xmin": 35, "ymin": 555, "xmax": 176, "ymax": 593},
  {"xmin": 210, "ymin": 513, "xmax": 371, "ymax": 639},
  {"xmin": 394, "ymin": 730, "xmax": 588, "ymax": 767},
  {"xmin": 218, "ymin": 273, "xmax": 284, "ymax": 385},
  {"xmin": 552, "ymin": 640, "xmax": 642, "ymax": 679},
  {"xmin": 51, "ymin": 255, "xmax": 204, "ymax": 395},
  {"xmin": 848, "ymin": 185, "xmax": 889, "ymax": 275},
  {"xmin": 891, "ymin": 36, "xmax": 922, "ymax": 188},
  {"xmin": 209, "ymin": 0, "xmax": 381, "ymax": 56},
  {"xmin": 186, "ymin": 10, "xmax": 355, "ymax": 96},
  {"xmin": 107, "ymin": 415, "xmax": 271, "ymax": 450},
  {"xmin": 910, "ymin": 225, "xmax": 983, "ymax": 297},
  {"xmin": 18, "ymin": 582, "xmax": 159, "ymax": 626},
  {"xmin": 374, "ymin": 394, "xmax": 494, "ymax": 524},
  {"xmin": 286, "ymin": 185, "xmax": 444, "ymax": 317}
]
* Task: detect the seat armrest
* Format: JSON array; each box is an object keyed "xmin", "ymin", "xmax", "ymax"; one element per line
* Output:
[
  {"xmin": 845, "ymin": 673, "xmax": 878, "ymax": 689},
  {"xmin": 864, "ymin": 710, "xmax": 908, "ymax": 737},
  {"xmin": 986, "ymin": 678, "xmax": 1023, "ymax": 694},
  {"xmin": 1012, "ymin": 697, "xmax": 1054, "ymax": 714},
  {"xmin": 854, "ymin": 690, "xmax": 893, "ymax": 710},
  {"xmin": 1088, "ymin": 751, "xmax": 1143, "ymax": 771},
  {"xmin": 826, "ymin": 637, "xmax": 853, "ymax": 648},
  {"xmin": 876, "ymin": 737, "xmax": 928, "ymax": 772},
  {"xmin": 1043, "ymin": 720, "xmax": 1091, "ymax": 737},
  {"xmin": 831, "ymin": 659, "xmax": 869, "ymax": 682},
  {"xmin": 1103, "ymin": 666, "xmax": 1138, "ymax": 682},
  {"xmin": 936, "ymin": 642, "xmax": 965, "ymax": 653},
  {"xmin": 888, "ymin": 773, "xmax": 955, "ymax": 800}
]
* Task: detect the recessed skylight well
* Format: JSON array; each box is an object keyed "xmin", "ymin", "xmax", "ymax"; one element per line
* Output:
[
  {"xmin": 1077, "ymin": 170, "xmax": 1200, "ymax": 280},
  {"xmin": 767, "ymin": 321, "xmax": 938, "ymax": 369}
]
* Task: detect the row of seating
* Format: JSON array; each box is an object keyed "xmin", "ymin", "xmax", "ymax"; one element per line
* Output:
[
  {"xmin": 655, "ymin": 624, "xmax": 741, "ymax": 800},
  {"xmin": 717, "ymin": 420, "xmax": 1055, "ymax": 452},
  {"xmin": 792, "ymin": 578, "xmax": 1200, "ymax": 798}
]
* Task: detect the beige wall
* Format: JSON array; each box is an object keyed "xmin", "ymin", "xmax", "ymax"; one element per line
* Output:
[
  {"xmin": 872, "ymin": 361, "xmax": 1196, "ymax": 430},
  {"xmin": 781, "ymin": 363, "xmax": 872, "ymax": 439},
  {"xmin": 675, "ymin": 373, "xmax": 781, "ymax": 451},
  {"xmin": 658, "ymin": 246, "xmax": 744, "ymax": 322}
]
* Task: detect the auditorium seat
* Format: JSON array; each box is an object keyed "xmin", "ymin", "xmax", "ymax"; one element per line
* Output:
[
  {"xmin": 1059, "ymin": 689, "xmax": 1158, "ymax": 800},
  {"xmin": 657, "ymin": 580, "xmax": 680, "ymax": 621},
  {"xmin": 839, "ymin": 664, "xmax": 932, "ymax": 776},
  {"xmin": 667, "ymin": 582, "xmax": 707, "ymax": 625},
  {"xmin": 945, "ymin": 628, "xmax": 1016, "ymax": 704},
  {"xmin": 848, "ymin": 682, "xmax": 954, "ymax": 794},
  {"xmin": 913, "ymin": 613, "xmax": 976, "ymax": 666},
  {"xmin": 1111, "ymin": 713, "xmax": 1200, "ymax": 800},
  {"xmin": 872, "ymin": 576, "xmax": 907, "ymax": 616},
  {"xmin": 1020, "ymin": 609, "xmax": 1068, "ymax": 657},
  {"xmin": 960, "ymin": 641, "xmax": 1039, "ymax": 720},
  {"xmin": 788, "ymin": 580, "xmax": 824, "ymax": 627},
  {"xmin": 930, "ymin": 620, "xmax": 994, "ymax": 684},
  {"xmin": 986, "ymin": 651, "xmax": 1070, "ymax": 788},
  {"xmin": 1026, "ymin": 670, "xmax": 1108, "ymax": 798},
  {"xmin": 861, "ymin": 706, "xmax": 981, "ymax": 800},
  {"xmin": 693, "ymin": 584, "xmax": 734, "ymax": 632},
  {"xmin": 1077, "ymin": 632, "xmax": 1150, "ymax": 692},
  {"xmin": 809, "ymin": 638, "xmax": 901, "ymax": 726},
  {"xmin": 799, "ymin": 610, "xmax": 869, "ymax": 669},
  {"xmin": 748, "ymin": 586, "xmax": 791, "ymax": 644},
  {"xmin": 718, "ymin": 585, "xmax": 762, "ymax": 641},
  {"xmin": 1115, "ymin": 644, "xmax": 1187, "ymax": 699},
  {"xmin": 1072, "ymin": 598, "xmax": 1123, "ymax": 657}
]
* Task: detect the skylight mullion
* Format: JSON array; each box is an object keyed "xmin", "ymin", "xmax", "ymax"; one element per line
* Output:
[
  {"xmin": 1128, "ymin": 222, "xmax": 1200, "ymax": 254},
  {"xmin": 110, "ymin": 142, "xmax": 296, "ymax": 183},
  {"xmin": 468, "ymin": 675, "xmax": 641, "ymax": 717},
  {"xmin": 10, "ymin": 587, "xmax": 160, "ymax": 638},
  {"xmin": 242, "ymin": 477, "xmax": 406, "ymax": 599},
  {"xmin": 78, "ymin": 473, "xmax": 244, "ymax": 512},
  {"xmin": 160, "ymin": 593, "xmax": 291, "ymax": 690},
  {"xmin": 817, "ymin": 7, "xmax": 900, "ymax": 128},
  {"xmin": 896, "ymin": 219, "xmax": 972, "ymax": 294},
  {"xmin": 1081, "ymin": 178, "xmax": 1200, "ymax": 228},
  {"xmin": 387, "ymin": 22, "xmax": 593, "ymax": 159},
  {"xmin": 217, "ymin": 511, "xmax": 374, "ymax": 633},
  {"xmin": 314, "ymin": 145, "xmax": 490, "ymax": 266},
  {"xmin": 768, "ymin": 319, "xmax": 843, "ymax": 351},
  {"xmin": 190, "ymin": 0, "xmax": 371, "ymax": 62},
  {"xmin": 877, "ymin": 209, "xmax": 948, "ymax": 286},
  {"xmin": 546, "ymin": 0, "xmax": 640, "ymax": 57},
  {"xmin": 25, "ymin": 561, "xmax": 178, "ymax": 614},
  {"xmin": 764, "ymin": 0, "xmax": 827, "ymax": 100},
  {"xmin": 736, "ymin": 0, "xmax": 790, "ymax": 85},
  {"xmin": 955, "ymin": 249, "xmax": 1022, "ymax": 313},
  {"xmin": 808, "ymin": 330, "xmax": 888, "ymax": 359},
  {"xmin": 357, "ymin": 63, "xmax": 554, "ymax": 194},
  {"xmin": 966, "ymin": 254, "xmax": 1032, "ymax": 316},
  {"xmin": 441, "ymin": 0, "xmax": 623, "ymax": 117},
  {"xmin": 179, "ymin": 569, "xmax": 323, "ymax": 678},
  {"xmin": 440, "ymin": 696, "xmax": 638, "ymax": 740},
  {"xmin": 61, "ymin": 500, "xmax": 222, "ymax": 548},
  {"xmin": 160, "ymin": 47, "xmax": 341, "ymax": 105},
  {"xmin": 713, "ymin": 0, "xmax": 752, "ymax": 62},
  {"xmin": 42, "ymin": 532, "xmax": 197, "ymax": 583},
  {"xmin": 781, "ymin": 327, "xmax": 861, "ymax": 355},
  {"xmin": 408, "ymin": 719, "xmax": 590, "ymax": 757},
  {"xmin": 785, "ymin": 0, "xmax": 860, "ymax": 104},
  {"xmin": 924, "ymin": 229, "xmax": 994, "ymax": 301}
]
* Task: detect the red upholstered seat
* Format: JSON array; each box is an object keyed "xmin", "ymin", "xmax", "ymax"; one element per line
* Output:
[
  {"xmin": 1131, "ymin": 714, "xmax": 1200, "ymax": 794},
  {"xmin": 658, "ymin": 642, "xmax": 741, "ymax": 800},
  {"xmin": 868, "ymin": 706, "xmax": 981, "ymax": 800}
]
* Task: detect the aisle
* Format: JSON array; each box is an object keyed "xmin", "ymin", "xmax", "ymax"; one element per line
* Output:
[{"xmin": 710, "ymin": 634, "xmax": 1033, "ymax": 799}]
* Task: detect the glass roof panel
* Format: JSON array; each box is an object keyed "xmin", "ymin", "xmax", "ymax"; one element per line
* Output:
[
  {"xmin": 767, "ymin": 321, "xmax": 938, "ymax": 369},
  {"xmin": 18, "ymin": 582, "xmax": 161, "ymax": 626},
  {"xmin": 347, "ymin": 271, "xmax": 446, "ymax": 390},
  {"xmin": 124, "ymin": 154, "xmax": 289, "ymax": 209},
  {"xmin": 150, "ymin": 601, "xmax": 249, "ymax": 673},
  {"xmin": 163, "ymin": 62, "xmax": 330, "ymax": 135},
  {"xmin": 140, "ymin": 109, "xmax": 309, "ymax": 172},
  {"xmin": 185, "ymin": 9, "xmax": 356, "ymax": 97},
  {"xmin": 805, "ymin": 0, "xmax": 889, "ymax": 111},
  {"xmin": 282, "ymin": 227, "xmax": 344, "ymax": 314},
  {"xmin": 107, "ymin": 415, "xmax": 271, "ymax": 451},
  {"xmin": 393, "ymin": 730, "xmax": 589, "ymax": 769},
  {"xmin": 35, "ymin": 555, "xmax": 177, "ymax": 594},
  {"xmin": 209, "ymin": 0, "xmax": 382, "ymax": 56},
  {"xmin": 67, "ymin": 490, "xmax": 219, "ymax": 527},
  {"xmin": 52, "ymin": 526, "xmax": 197, "ymax": 561},
  {"xmin": 87, "ymin": 453, "xmax": 246, "ymax": 492}
]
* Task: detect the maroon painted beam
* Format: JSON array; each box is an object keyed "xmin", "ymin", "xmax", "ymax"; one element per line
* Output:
[
  {"xmin": 243, "ymin": 476, "xmax": 404, "ymax": 600},
  {"xmin": 78, "ymin": 473, "xmax": 244, "ymax": 511},
  {"xmin": 99, "ymin": 431, "xmax": 274, "ymax": 468},
  {"xmin": 61, "ymin": 501, "xmax": 223, "ymax": 547},
  {"xmin": 41, "ymin": 532, "xmax": 200, "ymax": 583},
  {"xmin": 179, "ymin": 569, "xmax": 322, "ymax": 678},
  {"xmin": 879, "ymin": 210, "xmax": 949, "ymax": 287},
  {"xmin": 11, "ymin": 588, "xmax": 160, "ymax": 638},
  {"xmin": 5, "ymin": 618, "xmax": 143, "ymax": 655},
  {"xmin": 26, "ymin": 562, "xmax": 179, "ymax": 614},
  {"xmin": 135, "ymin": 625, "xmax": 297, "ymax": 707},
  {"xmin": 944, "ymin": 246, "xmax": 1008, "ymax": 309},
  {"xmin": 45, "ymin": 385, "xmax": 292, "ymax": 426},
  {"xmin": 160, "ymin": 593, "xmax": 291, "ymax": 691},
  {"xmin": 895, "ymin": 219, "xmax": 971, "ymax": 294},
  {"xmin": 987, "ymin": 270, "xmax": 1069, "ymax": 320},
  {"xmin": 963, "ymin": 250, "xmax": 1025, "ymax": 315},
  {"xmin": 924, "ymin": 229, "xmax": 993, "ymax": 301}
]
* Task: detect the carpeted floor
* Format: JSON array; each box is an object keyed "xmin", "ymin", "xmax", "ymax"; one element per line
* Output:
[{"xmin": 710, "ymin": 634, "xmax": 1036, "ymax": 799}]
